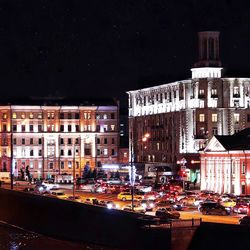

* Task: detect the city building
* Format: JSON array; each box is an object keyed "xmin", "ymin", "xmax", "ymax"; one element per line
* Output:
[
  {"xmin": 127, "ymin": 31, "xmax": 250, "ymax": 183},
  {"xmin": 0, "ymin": 97, "xmax": 119, "ymax": 179},
  {"xmin": 200, "ymin": 128, "xmax": 250, "ymax": 195}
]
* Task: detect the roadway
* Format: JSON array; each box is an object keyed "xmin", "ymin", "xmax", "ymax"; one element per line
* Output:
[{"xmin": 3, "ymin": 183, "xmax": 244, "ymax": 225}]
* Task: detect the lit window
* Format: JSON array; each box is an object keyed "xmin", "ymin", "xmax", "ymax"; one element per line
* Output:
[
  {"xmin": 21, "ymin": 113, "xmax": 25, "ymax": 119},
  {"xmin": 29, "ymin": 113, "xmax": 34, "ymax": 119},
  {"xmin": 199, "ymin": 114, "xmax": 205, "ymax": 122},
  {"xmin": 234, "ymin": 114, "xmax": 240, "ymax": 124},
  {"xmin": 68, "ymin": 161, "xmax": 72, "ymax": 168},
  {"xmin": 111, "ymin": 125, "xmax": 115, "ymax": 131},
  {"xmin": 12, "ymin": 113, "xmax": 17, "ymax": 119},
  {"xmin": 38, "ymin": 113, "xmax": 43, "ymax": 119},
  {"xmin": 233, "ymin": 86, "xmax": 239, "ymax": 96},
  {"xmin": 211, "ymin": 88, "xmax": 217, "ymax": 96},
  {"xmin": 103, "ymin": 114, "xmax": 107, "ymax": 119},
  {"xmin": 30, "ymin": 162, "xmax": 33, "ymax": 169},
  {"xmin": 199, "ymin": 89, "xmax": 204, "ymax": 95},
  {"xmin": 38, "ymin": 162, "xmax": 42, "ymax": 169},
  {"xmin": 212, "ymin": 114, "xmax": 217, "ymax": 122},
  {"xmin": 242, "ymin": 162, "xmax": 246, "ymax": 174},
  {"xmin": 104, "ymin": 148, "xmax": 108, "ymax": 155},
  {"xmin": 2, "ymin": 113, "xmax": 7, "ymax": 119},
  {"xmin": 103, "ymin": 125, "xmax": 108, "ymax": 132}
]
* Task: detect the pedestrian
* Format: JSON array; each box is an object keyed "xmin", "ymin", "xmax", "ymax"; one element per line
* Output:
[{"xmin": 193, "ymin": 178, "xmax": 197, "ymax": 188}]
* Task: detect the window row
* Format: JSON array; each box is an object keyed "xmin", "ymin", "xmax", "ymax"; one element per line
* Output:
[{"xmin": 2, "ymin": 112, "xmax": 116, "ymax": 120}]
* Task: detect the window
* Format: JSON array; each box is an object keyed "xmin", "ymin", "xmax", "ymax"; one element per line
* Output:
[
  {"xmin": 49, "ymin": 162, "xmax": 53, "ymax": 169},
  {"xmin": 2, "ymin": 124, "xmax": 6, "ymax": 132},
  {"xmin": 212, "ymin": 127, "xmax": 218, "ymax": 135},
  {"xmin": 30, "ymin": 162, "xmax": 33, "ymax": 169},
  {"xmin": 60, "ymin": 125, "xmax": 64, "ymax": 132},
  {"xmin": 75, "ymin": 125, "xmax": 79, "ymax": 132},
  {"xmin": 68, "ymin": 113, "xmax": 72, "ymax": 119},
  {"xmin": 38, "ymin": 162, "xmax": 42, "ymax": 169},
  {"xmin": 60, "ymin": 138, "xmax": 64, "ymax": 144},
  {"xmin": 111, "ymin": 149, "xmax": 115, "ymax": 156},
  {"xmin": 247, "ymin": 114, "xmax": 250, "ymax": 123},
  {"xmin": 199, "ymin": 89, "xmax": 205, "ymax": 98},
  {"xmin": 47, "ymin": 112, "xmax": 54, "ymax": 119},
  {"xmin": 21, "ymin": 113, "xmax": 25, "ymax": 119},
  {"xmin": 68, "ymin": 161, "xmax": 72, "ymax": 168},
  {"xmin": 96, "ymin": 125, "xmax": 100, "ymax": 132},
  {"xmin": 68, "ymin": 138, "xmax": 72, "ymax": 145},
  {"xmin": 38, "ymin": 138, "xmax": 42, "ymax": 145},
  {"xmin": 12, "ymin": 125, "xmax": 17, "ymax": 132},
  {"xmin": 38, "ymin": 113, "xmax": 43, "ymax": 119},
  {"xmin": 30, "ymin": 138, "xmax": 33, "ymax": 145},
  {"xmin": 111, "ymin": 125, "xmax": 115, "ymax": 131},
  {"xmin": 242, "ymin": 162, "xmax": 246, "ymax": 175},
  {"xmin": 234, "ymin": 114, "xmax": 240, "ymax": 124},
  {"xmin": 233, "ymin": 86, "xmax": 239, "ymax": 97},
  {"xmin": 96, "ymin": 138, "xmax": 100, "ymax": 144},
  {"xmin": 234, "ymin": 100, "xmax": 239, "ymax": 107},
  {"xmin": 68, "ymin": 125, "xmax": 72, "ymax": 132},
  {"xmin": 212, "ymin": 114, "xmax": 217, "ymax": 122},
  {"xmin": 60, "ymin": 149, "xmax": 64, "ymax": 156},
  {"xmin": 111, "ymin": 113, "xmax": 115, "ymax": 119},
  {"xmin": 39, "ymin": 150, "xmax": 42, "ymax": 156},
  {"xmin": 112, "ymin": 138, "xmax": 115, "ymax": 144},
  {"xmin": 104, "ymin": 138, "xmax": 107, "ymax": 144},
  {"xmin": 60, "ymin": 113, "xmax": 64, "ymax": 119},
  {"xmin": 75, "ymin": 138, "xmax": 79, "ymax": 144},
  {"xmin": 29, "ymin": 113, "xmax": 34, "ymax": 119},
  {"xmin": 38, "ymin": 125, "xmax": 42, "ymax": 132},
  {"xmin": 2, "ymin": 113, "xmax": 7, "ymax": 119},
  {"xmin": 75, "ymin": 113, "xmax": 80, "ymax": 119},
  {"xmin": 13, "ymin": 138, "xmax": 16, "ymax": 145},
  {"xmin": 22, "ymin": 138, "xmax": 25, "ymax": 145},
  {"xmin": 104, "ymin": 125, "xmax": 108, "ymax": 132},
  {"xmin": 68, "ymin": 149, "xmax": 72, "ymax": 156},
  {"xmin": 30, "ymin": 125, "xmax": 33, "ymax": 132},
  {"xmin": 12, "ymin": 113, "xmax": 17, "ymax": 119},
  {"xmin": 22, "ymin": 125, "xmax": 25, "ymax": 132},
  {"xmin": 104, "ymin": 148, "xmax": 108, "ymax": 155},
  {"xmin": 88, "ymin": 125, "xmax": 91, "ymax": 131},
  {"xmin": 211, "ymin": 88, "xmax": 217, "ymax": 97},
  {"xmin": 60, "ymin": 162, "xmax": 64, "ymax": 169},
  {"xmin": 30, "ymin": 150, "xmax": 34, "ymax": 156},
  {"xmin": 199, "ymin": 114, "xmax": 205, "ymax": 122}
]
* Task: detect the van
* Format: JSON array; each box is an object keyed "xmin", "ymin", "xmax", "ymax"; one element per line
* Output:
[
  {"xmin": 141, "ymin": 176, "xmax": 156, "ymax": 185},
  {"xmin": 0, "ymin": 172, "xmax": 11, "ymax": 184}
]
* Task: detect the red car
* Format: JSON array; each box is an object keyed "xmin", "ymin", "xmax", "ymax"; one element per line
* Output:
[
  {"xmin": 233, "ymin": 203, "xmax": 249, "ymax": 214},
  {"xmin": 144, "ymin": 191, "xmax": 159, "ymax": 200}
]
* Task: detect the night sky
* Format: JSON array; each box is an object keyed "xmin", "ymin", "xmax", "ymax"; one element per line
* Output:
[{"xmin": 0, "ymin": 0, "xmax": 250, "ymax": 107}]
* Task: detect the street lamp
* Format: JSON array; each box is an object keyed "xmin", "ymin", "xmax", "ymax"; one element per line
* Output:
[{"xmin": 177, "ymin": 158, "xmax": 187, "ymax": 191}]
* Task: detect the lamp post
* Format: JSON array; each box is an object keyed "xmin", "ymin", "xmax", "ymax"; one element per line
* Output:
[
  {"xmin": 177, "ymin": 158, "xmax": 187, "ymax": 191},
  {"xmin": 72, "ymin": 143, "xmax": 76, "ymax": 199}
]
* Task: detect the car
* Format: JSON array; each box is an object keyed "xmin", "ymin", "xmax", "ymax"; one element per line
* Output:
[
  {"xmin": 220, "ymin": 199, "xmax": 236, "ymax": 208},
  {"xmin": 233, "ymin": 203, "xmax": 249, "ymax": 214},
  {"xmin": 23, "ymin": 187, "xmax": 35, "ymax": 193},
  {"xmin": 135, "ymin": 185, "xmax": 152, "ymax": 193},
  {"xmin": 15, "ymin": 180, "xmax": 34, "ymax": 185},
  {"xmin": 155, "ymin": 200, "xmax": 175, "ymax": 208},
  {"xmin": 239, "ymin": 216, "xmax": 250, "ymax": 225},
  {"xmin": 66, "ymin": 195, "xmax": 82, "ymax": 202},
  {"xmin": 97, "ymin": 200, "xmax": 120, "ymax": 209},
  {"xmin": 84, "ymin": 197, "xmax": 99, "ymax": 205},
  {"xmin": 122, "ymin": 204, "xmax": 146, "ymax": 213},
  {"xmin": 106, "ymin": 178, "xmax": 122, "ymax": 185},
  {"xmin": 143, "ymin": 191, "xmax": 159, "ymax": 200},
  {"xmin": 77, "ymin": 183, "xmax": 95, "ymax": 192},
  {"xmin": 140, "ymin": 199, "xmax": 155, "ymax": 211},
  {"xmin": 199, "ymin": 202, "xmax": 231, "ymax": 215},
  {"xmin": 50, "ymin": 190, "xmax": 68, "ymax": 199},
  {"xmin": 179, "ymin": 196, "xmax": 196, "ymax": 206},
  {"xmin": 93, "ymin": 183, "xmax": 108, "ymax": 193},
  {"xmin": 42, "ymin": 181, "xmax": 59, "ymax": 190},
  {"xmin": 117, "ymin": 192, "xmax": 144, "ymax": 201},
  {"xmin": 155, "ymin": 207, "xmax": 180, "ymax": 220}
]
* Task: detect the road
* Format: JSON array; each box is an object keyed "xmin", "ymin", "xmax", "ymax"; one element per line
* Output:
[{"xmin": 3, "ymin": 183, "xmax": 244, "ymax": 225}]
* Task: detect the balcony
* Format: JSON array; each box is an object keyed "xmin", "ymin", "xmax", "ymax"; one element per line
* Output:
[{"xmin": 233, "ymin": 94, "xmax": 240, "ymax": 98}]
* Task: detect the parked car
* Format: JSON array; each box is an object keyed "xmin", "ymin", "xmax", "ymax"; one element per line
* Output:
[
  {"xmin": 77, "ymin": 183, "xmax": 95, "ymax": 192},
  {"xmin": 155, "ymin": 207, "xmax": 180, "ymax": 220},
  {"xmin": 117, "ymin": 192, "xmax": 144, "ymax": 201},
  {"xmin": 23, "ymin": 187, "xmax": 35, "ymax": 193},
  {"xmin": 42, "ymin": 181, "xmax": 59, "ymax": 190},
  {"xmin": 239, "ymin": 216, "xmax": 250, "ymax": 225},
  {"xmin": 199, "ymin": 202, "xmax": 231, "ymax": 215},
  {"xmin": 84, "ymin": 197, "xmax": 99, "ymax": 205},
  {"xmin": 50, "ymin": 190, "xmax": 68, "ymax": 199},
  {"xmin": 220, "ymin": 199, "xmax": 236, "ymax": 208},
  {"xmin": 233, "ymin": 203, "xmax": 249, "ymax": 214},
  {"xmin": 97, "ymin": 200, "xmax": 120, "ymax": 209},
  {"xmin": 66, "ymin": 195, "xmax": 82, "ymax": 202},
  {"xmin": 122, "ymin": 204, "xmax": 146, "ymax": 213}
]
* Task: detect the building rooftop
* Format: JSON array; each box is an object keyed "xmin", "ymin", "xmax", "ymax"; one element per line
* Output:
[
  {"xmin": 215, "ymin": 128, "xmax": 250, "ymax": 150},
  {"xmin": 0, "ymin": 96, "xmax": 119, "ymax": 107}
]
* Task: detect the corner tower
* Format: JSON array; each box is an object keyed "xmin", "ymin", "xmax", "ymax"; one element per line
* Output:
[{"xmin": 191, "ymin": 31, "xmax": 223, "ymax": 79}]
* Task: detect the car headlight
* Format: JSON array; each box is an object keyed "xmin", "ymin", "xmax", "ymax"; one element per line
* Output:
[
  {"xmin": 225, "ymin": 207, "xmax": 231, "ymax": 211},
  {"xmin": 150, "ymin": 203, "xmax": 155, "ymax": 208},
  {"xmin": 107, "ymin": 203, "xmax": 113, "ymax": 209},
  {"xmin": 141, "ymin": 204, "xmax": 147, "ymax": 208},
  {"xmin": 116, "ymin": 204, "xmax": 120, "ymax": 209}
]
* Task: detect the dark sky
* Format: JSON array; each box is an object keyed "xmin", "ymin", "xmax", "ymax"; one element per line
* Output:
[{"xmin": 0, "ymin": 0, "xmax": 250, "ymax": 107}]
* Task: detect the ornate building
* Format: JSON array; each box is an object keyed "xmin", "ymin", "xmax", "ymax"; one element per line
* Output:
[
  {"xmin": 127, "ymin": 31, "xmax": 250, "ymax": 183},
  {"xmin": 200, "ymin": 128, "xmax": 250, "ymax": 195},
  {"xmin": 0, "ymin": 97, "xmax": 119, "ymax": 179}
]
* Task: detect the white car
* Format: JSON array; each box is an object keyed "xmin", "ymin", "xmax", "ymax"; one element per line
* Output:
[
  {"xmin": 78, "ymin": 183, "xmax": 95, "ymax": 192},
  {"xmin": 122, "ymin": 204, "xmax": 146, "ymax": 213},
  {"xmin": 42, "ymin": 181, "xmax": 59, "ymax": 190},
  {"xmin": 136, "ymin": 185, "xmax": 152, "ymax": 193}
]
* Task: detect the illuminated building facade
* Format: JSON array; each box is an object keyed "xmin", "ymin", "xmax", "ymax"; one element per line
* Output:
[
  {"xmin": 200, "ymin": 129, "xmax": 250, "ymax": 195},
  {"xmin": 127, "ymin": 31, "xmax": 250, "ymax": 182},
  {"xmin": 0, "ymin": 98, "xmax": 119, "ymax": 179}
]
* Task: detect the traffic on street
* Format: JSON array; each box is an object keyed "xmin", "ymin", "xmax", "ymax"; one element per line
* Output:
[{"xmin": 2, "ymin": 177, "xmax": 250, "ymax": 226}]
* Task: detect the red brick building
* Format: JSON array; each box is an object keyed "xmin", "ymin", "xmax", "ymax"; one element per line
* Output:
[{"xmin": 200, "ymin": 128, "xmax": 250, "ymax": 195}]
